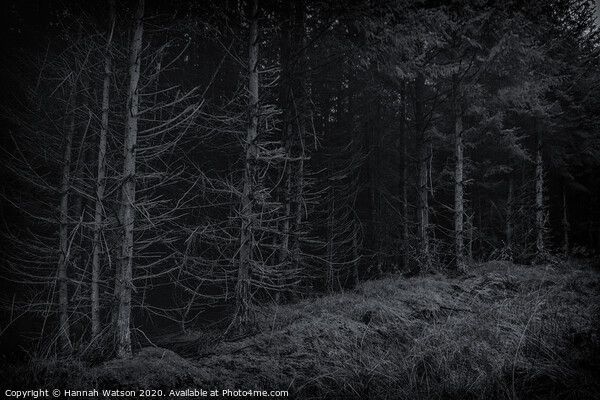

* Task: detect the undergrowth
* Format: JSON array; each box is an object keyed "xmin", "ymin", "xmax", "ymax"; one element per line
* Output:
[{"xmin": 1, "ymin": 260, "xmax": 598, "ymax": 399}]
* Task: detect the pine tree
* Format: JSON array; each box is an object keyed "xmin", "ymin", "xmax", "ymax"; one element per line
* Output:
[{"xmin": 116, "ymin": 0, "xmax": 144, "ymax": 359}]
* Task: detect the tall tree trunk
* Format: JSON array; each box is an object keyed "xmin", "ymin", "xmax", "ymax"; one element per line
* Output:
[
  {"xmin": 236, "ymin": 0, "xmax": 259, "ymax": 328},
  {"xmin": 277, "ymin": 0, "xmax": 291, "ymax": 289},
  {"xmin": 57, "ymin": 96, "xmax": 76, "ymax": 353},
  {"xmin": 326, "ymin": 184, "xmax": 335, "ymax": 292},
  {"xmin": 72, "ymin": 130, "xmax": 92, "ymax": 305},
  {"xmin": 71, "ymin": 78, "xmax": 92, "ymax": 340},
  {"xmin": 467, "ymin": 212, "xmax": 473, "ymax": 260},
  {"xmin": 596, "ymin": 182, "xmax": 600, "ymax": 251},
  {"xmin": 368, "ymin": 100, "xmax": 382, "ymax": 272},
  {"xmin": 506, "ymin": 175, "xmax": 514, "ymax": 250},
  {"xmin": 91, "ymin": 0, "xmax": 115, "ymax": 341},
  {"xmin": 597, "ymin": 186, "xmax": 600, "ymax": 251},
  {"xmin": 292, "ymin": 132, "xmax": 305, "ymax": 264},
  {"xmin": 277, "ymin": 160, "xmax": 291, "ymax": 301},
  {"xmin": 276, "ymin": 0, "xmax": 306, "ymax": 299},
  {"xmin": 562, "ymin": 183, "xmax": 569, "ymax": 256},
  {"xmin": 352, "ymin": 225, "xmax": 359, "ymax": 286},
  {"xmin": 400, "ymin": 80, "xmax": 409, "ymax": 270},
  {"xmin": 415, "ymin": 73, "xmax": 430, "ymax": 272},
  {"xmin": 453, "ymin": 75, "xmax": 465, "ymax": 271},
  {"xmin": 291, "ymin": 0, "xmax": 306, "ymax": 275},
  {"xmin": 116, "ymin": 0, "xmax": 144, "ymax": 359},
  {"xmin": 535, "ymin": 121, "xmax": 544, "ymax": 258}
]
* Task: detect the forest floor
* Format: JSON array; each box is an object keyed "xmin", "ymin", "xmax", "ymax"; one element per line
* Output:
[{"xmin": 2, "ymin": 259, "xmax": 599, "ymax": 399}]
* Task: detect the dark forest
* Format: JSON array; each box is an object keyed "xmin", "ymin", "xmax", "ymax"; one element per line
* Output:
[{"xmin": 1, "ymin": 0, "xmax": 599, "ymax": 398}]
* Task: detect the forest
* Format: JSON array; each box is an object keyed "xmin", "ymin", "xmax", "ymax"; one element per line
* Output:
[{"xmin": 0, "ymin": 0, "xmax": 599, "ymax": 398}]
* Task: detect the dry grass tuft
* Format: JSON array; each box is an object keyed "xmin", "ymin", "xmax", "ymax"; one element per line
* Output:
[{"xmin": 3, "ymin": 261, "xmax": 599, "ymax": 399}]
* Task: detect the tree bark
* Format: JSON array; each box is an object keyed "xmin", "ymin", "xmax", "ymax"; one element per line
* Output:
[
  {"xmin": 291, "ymin": 0, "xmax": 306, "ymax": 274},
  {"xmin": 562, "ymin": 183, "xmax": 569, "ymax": 256},
  {"xmin": 276, "ymin": 0, "xmax": 306, "ymax": 300},
  {"xmin": 91, "ymin": 0, "xmax": 115, "ymax": 341},
  {"xmin": 116, "ymin": 0, "xmax": 144, "ymax": 359},
  {"xmin": 326, "ymin": 186, "xmax": 335, "ymax": 292},
  {"xmin": 352, "ymin": 226, "xmax": 359, "ymax": 286},
  {"xmin": 236, "ymin": 0, "xmax": 259, "ymax": 329},
  {"xmin": 535, "ymin": 121, "xmax": 544, "ymax": 258},
  {"xmin": 368, "ymin": 101, "xmax": 381, "ymax": 271},
  {"xmin": 467, "ymin": 212, "xmax": 473, "ymax": 260},
  {"xmin": 506, "ymin": 175, "xmax": 513, "ymax": 250},
  {"xmin": 278, "ymin": 159, "xmax": 291, "ymax": 301},
  {"xmin": 400, "ymin": 80, "xmax": 409, "ymax": 270},
  {"xmin": 57, "ymin": 95, "xmax": 76, "ymax": 353},
  {"xmin": 453, "ymin": 75, "xmax": 465, "ymax": 271},
  {"xmin": 415, "ymin": 73, "xmax": 430, "ymax": 272},
  {"xmin": 277, "ymin": 0, "xmax": 291, "ymax": 288}
]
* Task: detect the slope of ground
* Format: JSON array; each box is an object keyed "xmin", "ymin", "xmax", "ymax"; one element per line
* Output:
[{"xmin": 2, "ymin": 260, "xmax": 599, "ymax": 399}]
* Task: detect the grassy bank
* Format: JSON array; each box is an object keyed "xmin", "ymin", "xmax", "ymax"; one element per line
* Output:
[{"xmin": 2, "ymin": 260, "xmax": 599, "ymax": 399}]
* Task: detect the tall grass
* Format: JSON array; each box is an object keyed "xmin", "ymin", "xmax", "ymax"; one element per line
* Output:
[{"xmin": 2, "ymin": 261, "xmax": 598, "ymax": 399}]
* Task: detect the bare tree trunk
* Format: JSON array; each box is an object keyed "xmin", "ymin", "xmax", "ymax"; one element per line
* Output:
[
  {"xmin": 562, "ymin": 183, "xmax": 569, "ymax": 256},
  {"xmin": 111, "ymin": 191, "xmax": 121, "ymax": 331},
  {"xmin": 506, "ymin": 175, "xmax": 513, "ymax": 249},
  {"xmin": 453, "ymin": 75, "xmax": 465, "ymax": 271},
  {"xmin": 116, "ymin": 0, "xmax": 144, "ymax": 359},
  {"xmin": 72, "ymin": 129, "xmax": 92, "ymax": 310},
  {"xmin": 57, "ymin": 97, "xmax": 76, "ymax": 353},
  {"xmin": 352, "ymin": 227, "xmax": 359, "ymax": 286},
  {"xmin": 326, "ymin": 186, "xmax": 335, "ymax": 292},
  {"xmin": 291, "ymin": 0, "xmax": 306, "ymax": 276},
  {"xmin": 292, "ymin": 136, "xmax": 305, "ymax": 264},
  {"xmin": 368, "ymin": 101, "xmax": 381, "ymax": 272},
  {"xmin": 467, "ymin": 212, "xmax": 473, "ymax": 260},
  {"xmin": 535, "ymin": 122, "xmax": 544, "ymax": 258},
  {"xmin": 400, "ymin": 81, "xmax": 409, "ymax": 270},
  {"xmin": 236, "ymin": 0, "xmax": 259, "ymax": 329},
  {"xmin": 91, "ymin": 0, "xmax": 115, "ymax": 341},
  {"xmin": 275, "ymin": 0, "xmax": 306, "ymax": 301},
  {"xmin": 277, "ymin": 0, "xmax": 291, "ymax": 299},
  {"xmin": 415, "ymin": 73, "xmax": 430, "ymax": 272},
  {"xmin": 597, "ymin": 187, "xmax": 600, "ymax": 251},
  {"xmin": 277, "ymin": 160, "xmax": 291, "ymax": 301}
]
